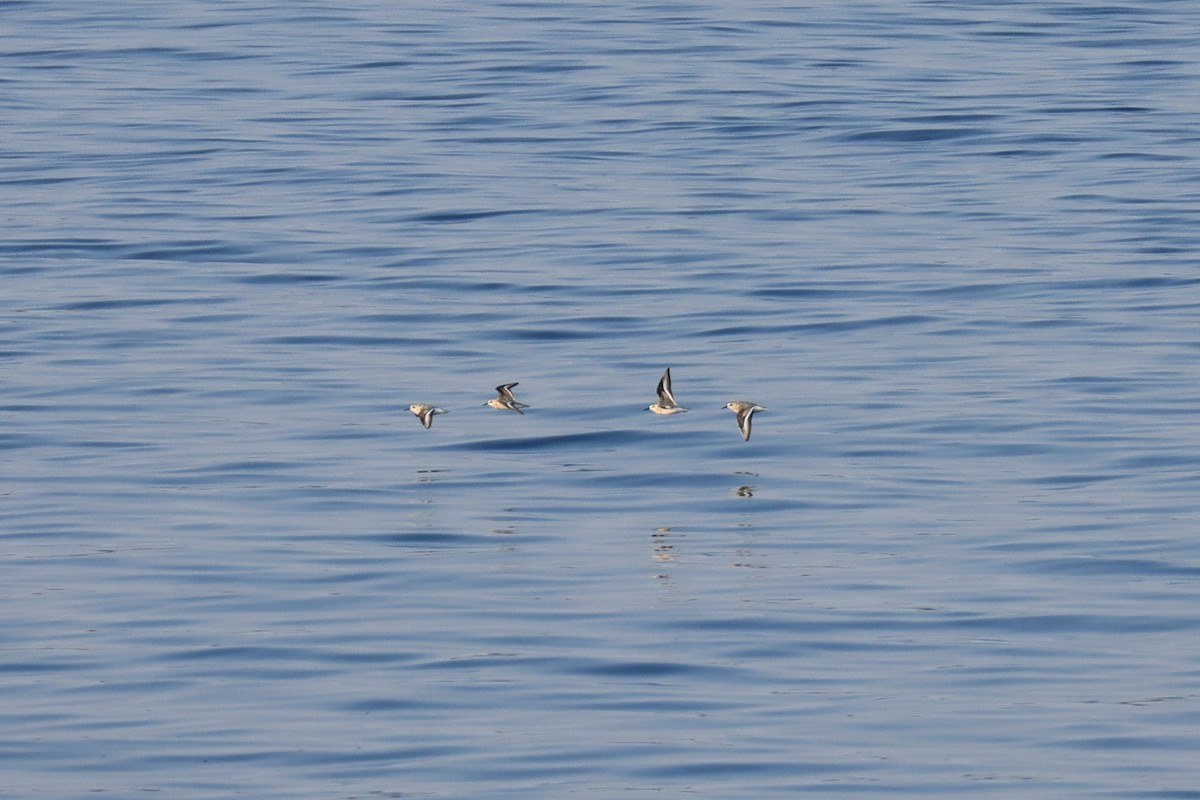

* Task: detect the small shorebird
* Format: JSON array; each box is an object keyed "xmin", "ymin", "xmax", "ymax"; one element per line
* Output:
[
  {"xmin": 723, "ymin": 400, "xmax": 766, "ymax": 441},
  {"xmin": 647, "ymin": 368, "xmax": 688, "ymax": 415},
  {"xmin": 408, "ymin": 403, "xmax": 447, "ymax": 429},
  {"xmin": 485, "ymin": 382, "xmax": 529, "ymax": 414}
]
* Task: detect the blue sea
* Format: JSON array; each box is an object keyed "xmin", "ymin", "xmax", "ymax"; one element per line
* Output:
[{"xmin": 3, "ymin": 2, "xmax": 1200, "ymax": 798}]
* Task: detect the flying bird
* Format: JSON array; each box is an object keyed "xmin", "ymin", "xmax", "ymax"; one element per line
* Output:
[
  {"xmin": 485, "ymin": 382, "xmax": 529, "ymax": 414},
  {"xmin": 647, "ymin": 368, "xmax": 688, "ymax": 415},
  {"xmin": 408, "ymin": 403, "xmax": 447, "ymax": 429},
  {"xmin": 723, "ymin": 400, "xmax": 767, "ymax": 441}
]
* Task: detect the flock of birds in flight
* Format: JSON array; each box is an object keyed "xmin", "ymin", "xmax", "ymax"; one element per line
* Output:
[{"xmin": 408, "ymin": 368, "xmax": 768, "ymax": 441}]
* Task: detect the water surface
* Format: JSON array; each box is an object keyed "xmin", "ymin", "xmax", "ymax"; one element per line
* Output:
[{"xmin": 3, "ymin": 2, "xmax": 1200, "ymax": 798}]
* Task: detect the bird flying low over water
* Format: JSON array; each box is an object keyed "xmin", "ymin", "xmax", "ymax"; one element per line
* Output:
[
  {"xmin": 485, "ymin": 382, "xmax": 529, "ymax": 414},
  {"xmin": 408, "ymin": 403, "xmax": 447, "ymax": 429},
  {"xmin": 723, "ymin": 400, "xmax": 766, "ymax": 441},
  {"xmin": 647, "ymin": 368, "xmax": 688, "ymax": 415}
]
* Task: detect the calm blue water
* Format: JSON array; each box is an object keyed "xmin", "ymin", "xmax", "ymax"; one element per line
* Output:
[{"xmin": 4, "ymin": 2, "xmax": 1200, "ymax": 797}]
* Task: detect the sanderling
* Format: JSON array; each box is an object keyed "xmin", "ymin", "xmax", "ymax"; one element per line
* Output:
[
  {"xmin": 647, "ymin": 368, "xmax": 688, "ymax": 415},
  {"xmin": 408, "ymin": 403, "xmax": 447, "ymax": 429},
  {"xmin": 723, "ymin": 400, "xmax": 767, "ymax": 441},
  {"xmin": 485, "ymin": 382, "xmax": 529, "ymax": 414}
]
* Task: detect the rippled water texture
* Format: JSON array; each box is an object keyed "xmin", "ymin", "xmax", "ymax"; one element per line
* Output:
[{"xmin": 4, "ymin": 2, "xmax": 1200, "ymax": 798}]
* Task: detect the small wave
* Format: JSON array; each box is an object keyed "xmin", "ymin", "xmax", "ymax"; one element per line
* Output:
[{"xmin": 447, "ymin": 429, "xmax": 640, "ymax": 452}]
